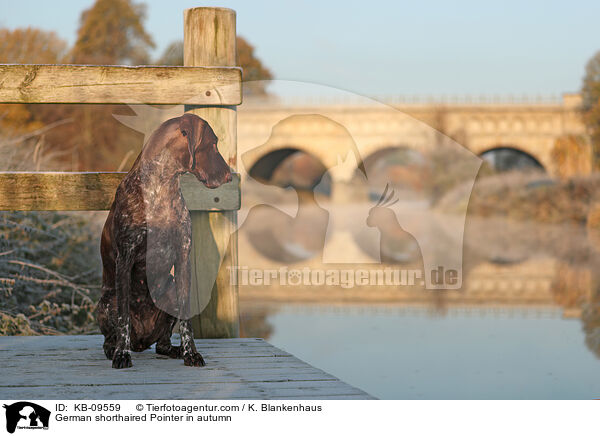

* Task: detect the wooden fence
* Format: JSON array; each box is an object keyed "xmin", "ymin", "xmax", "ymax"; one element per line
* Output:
[{"xmin": 0, "ymin": 7, "xmax": 242, "ymax": 338}]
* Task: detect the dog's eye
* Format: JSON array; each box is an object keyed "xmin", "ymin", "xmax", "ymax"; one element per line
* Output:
[{"xmin": 181, "ymin": 130, "xmax": 187, "ymax": 137}]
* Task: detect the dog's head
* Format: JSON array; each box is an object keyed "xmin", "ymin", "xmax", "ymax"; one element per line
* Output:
[{"xmin": 177, "ymin": 113, "xmax": 232, "ymax": 189}]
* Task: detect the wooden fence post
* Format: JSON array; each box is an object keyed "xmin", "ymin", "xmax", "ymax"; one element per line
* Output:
[{"xmin": 184, "ymin": 7, "xmax": 240, "ymax": 338}]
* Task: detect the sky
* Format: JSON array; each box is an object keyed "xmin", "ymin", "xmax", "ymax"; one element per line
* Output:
[{"xmin": 1, "ymin": 0, "xmax": 600, "ymax": 98}]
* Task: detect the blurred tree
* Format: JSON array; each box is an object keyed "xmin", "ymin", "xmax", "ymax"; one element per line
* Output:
[
  {"xmin": 157, "ymin": 36, "xmax": 273, "ymax": 95},
  {"xmin": 551, "ymin": 134, "xmax": 593, "ymax": 180},
  {"xmin": 582, "ymin": 51, "xmax": 600, "ymax": 168},
  {"xmin": 0, "ymin": 28, "xmax": 67, "ymax": 134},
  {"xmin": 0, "ymin": 28, "xmax": 67, "ymax": 64},
  {"xmin": 237, "ymin": 37, "xmax": 273, "ymax": 95},
  {"xmin": 71, "ymin": 0, "xmax": 154, "ymax": 64},
  {"xmin": 35, "ymin": 0, "xmax": 156, "ymax": 170}
]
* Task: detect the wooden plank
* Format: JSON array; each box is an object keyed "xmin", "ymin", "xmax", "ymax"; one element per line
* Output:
[
  {"xmin": 0, "ymin": 64, "xmax": 242, "ymax": 105},
  {"xmin": 1, "ymin": 365, "xmax": 337, "ymax": 386},
  {"xmin": 185, "ymin": 7, "xmax": 240, "ymax": 338},
  {"xmin": 0, "ymin": 336, "xmax": 375, "ymax": 400},
  {"xmin": 0, "ymin": 336, "xmax": 266, "ymax": 350},
  {"xmin": 0, "ymin": 385, "xmax": 370, "ymax": 400},
  {"xmin": 0, "ymin": 385, "xmax": 372, "ymax": 400},
  {"xmin": 0, "ymin": 172, "xmax": 240, "ymax": 211},
  {"xmin": 0, "ymin": 385, "xmax": 265, "ymax": 400},
  {"xmin": 0, "ymin": 172, "xmax": 122, "ymax": 211}
]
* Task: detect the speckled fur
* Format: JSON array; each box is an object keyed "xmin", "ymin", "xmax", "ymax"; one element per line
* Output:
[{"xmin": 96, "ymin": 114, "xmax": 231, "ymax": 369}]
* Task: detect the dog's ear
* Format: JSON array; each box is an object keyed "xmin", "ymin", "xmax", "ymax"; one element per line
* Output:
[
  {"xmin": 184, "ymin": 128, "xmax": 196, "ymax": 170},
  {"xmin": 179, "ymin": 115, "xmax": 204, "ymax": 170}
]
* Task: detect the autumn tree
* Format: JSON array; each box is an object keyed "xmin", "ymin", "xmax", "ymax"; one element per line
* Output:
[
  {"xmin": 157, "ymin": 36, "xmax": 273, "ymax": 95},
  {"xmin": 39, "ymin": 0, "xmax": 157, "ymax": 170},
  {"xmin": 581, "ymin": 51, "xmax": 600, "ymax": 168},
  {"xmin": 237, "ymin": 37, "xmax": 273, "ymax": 95},
  {"xmin": 0, "ymin": 28, "xmax": 67, "ymax": 64},
  {"xmin": 71, "ymin": 0, "xmax": 154, "ymax": 64},
  {"xmin": 0, "ymin": 0, "xmax": 155, "ymax": 170},
  {"xmin": 551, "ymin": 134, "xmax": 593, "ymax": 179}
]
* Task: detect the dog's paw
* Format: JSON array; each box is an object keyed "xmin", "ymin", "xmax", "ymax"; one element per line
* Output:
[
  {"xmin": 112, "ymin": 349, "xmax": 132, "ymax": 369},
  {"xmin": 183, "ymin": 351, "xmax": 205, "ymax": 367}
]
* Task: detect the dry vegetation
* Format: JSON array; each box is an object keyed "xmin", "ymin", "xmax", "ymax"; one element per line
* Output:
[
  {"xmin": 0, "ymin": 128, "xmax": 103, "ymax": 335},
  {"xmin": 438, "ymin": 170, "xmax": 600, "ymax": 226}
]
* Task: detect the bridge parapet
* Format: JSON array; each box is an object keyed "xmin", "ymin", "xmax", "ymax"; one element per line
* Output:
[{"xmin": 238, "ymin": 94, "xmax": 587, "ymax": 178}]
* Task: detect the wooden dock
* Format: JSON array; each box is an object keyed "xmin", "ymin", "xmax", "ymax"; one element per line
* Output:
[{"xmin": 0, "ymin": 335, "xmax": 374, "ymax": 400}]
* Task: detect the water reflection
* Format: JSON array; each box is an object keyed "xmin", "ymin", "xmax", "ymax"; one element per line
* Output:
[
  {"xmin": 240, "ymin": 243, "xmax": 600, "ymax": 359},
  {"xmin": 238, "ymin": 208, "xmax": 600, "ymax": 398},
  {"xmin": 246, "ymin": 304, "xmax": 599, "ymax": 399}
]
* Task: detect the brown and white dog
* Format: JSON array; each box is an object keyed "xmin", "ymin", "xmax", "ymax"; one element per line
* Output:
[{"xmin": 96, "ymin": 113, "xmax": 232, "ymax": 369}]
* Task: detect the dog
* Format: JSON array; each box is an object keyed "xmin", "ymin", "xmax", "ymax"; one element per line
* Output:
[{"xmin": 96, "ymin": 113, "xmax": 232, "ymax": 369}]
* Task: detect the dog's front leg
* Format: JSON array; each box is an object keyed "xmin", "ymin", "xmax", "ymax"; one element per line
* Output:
[
  {"xmin": 112, "ymin": 251, "xmax": 133, "ymax": 369},
  {"xmin": 179, "ymin": 319, "xmax": 205, "ymax": 366},
  {"xmin": 176, "ymin": 237, "xmax": 205, "ymax": 367}
]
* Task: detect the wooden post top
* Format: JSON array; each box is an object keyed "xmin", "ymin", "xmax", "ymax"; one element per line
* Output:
[{"xmin": 184, "ymin": 8, "xmax": 237, "ymax": 68}]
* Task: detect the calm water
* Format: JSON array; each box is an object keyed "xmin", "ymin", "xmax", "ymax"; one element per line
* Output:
[{"xmin": 260, "ymin": 305, "xmax": 600, "ymax": 399}]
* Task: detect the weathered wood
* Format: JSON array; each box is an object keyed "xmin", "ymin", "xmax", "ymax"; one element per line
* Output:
[
  {"xmin": 0, "ymin": 172, "xmax": 240, "ymax": 211},
  {"xmin": 0, "ymin": 64, "xmax": 242, "ymax": 105},
  {"xmin": 181, "ymin": 173, "xmax": 240, "ymax": 212},
  {"xmin": 0, "ymin": 172, "xmax": 123, "ymax": 211},
  {"xmin": 185, "ymin": 8, "xmax": 240, "ymax": 338},
  {"xmin": 0, "ymin": 336, "xmax": 375, "ymax": 400}
]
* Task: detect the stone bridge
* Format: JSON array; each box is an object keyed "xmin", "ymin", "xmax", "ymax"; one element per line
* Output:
[
  {"xmin": 233, "ymin": 94, "xmax": 591, "ymax": 300},
  {"xmin": 238, "ymin": 93, "xmax": 587, "ymax": 178}
]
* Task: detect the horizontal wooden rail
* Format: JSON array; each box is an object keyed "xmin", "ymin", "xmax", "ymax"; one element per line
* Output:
[
  {"xmin": 0, "ymin": 172, "xmax": 240, "ymax": 211},
  {"xmin": 0, "ymin": 64, "xmax": 242, "ymax": 105}
]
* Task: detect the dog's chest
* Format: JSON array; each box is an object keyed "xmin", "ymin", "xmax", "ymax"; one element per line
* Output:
[{"xmin": 141, "ymin": 181, "xmax": 189, "ymax": 223}]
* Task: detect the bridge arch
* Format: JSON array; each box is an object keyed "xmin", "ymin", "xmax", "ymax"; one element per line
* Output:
[
  {"xmin": 247, "ymin": 146, "xmax": 332, "ymax": 194},
  {"xmin": 241, "ymin": 114, "xmax": 366, "ymax": 181},
  {"xmin": 476, "ymin": 145, "xmax": 547, "ymax": 173},
  {"xmin": 243, "ymin": 146, "xmax": 331, "ymax": 263},
  {"xmin": 355, "ymin": 146, "xmax": 430, "ymax": 198}
]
